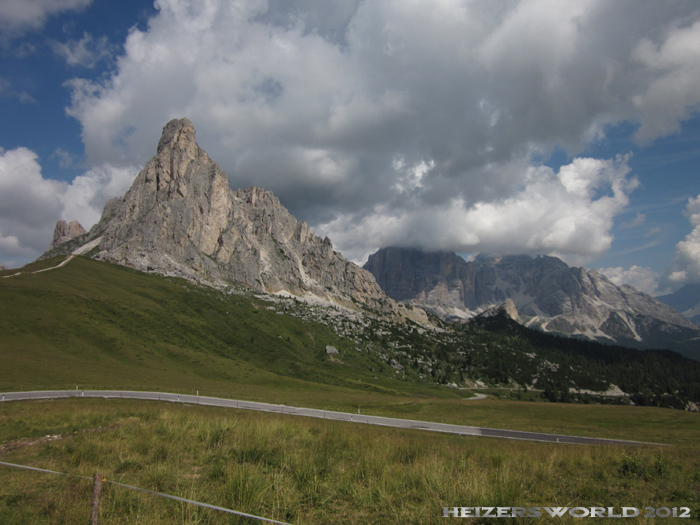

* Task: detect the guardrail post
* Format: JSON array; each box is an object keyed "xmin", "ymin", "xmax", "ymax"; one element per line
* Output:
[{"xmin": 90, "ymin": 473, "xmax": 103, "ymax": 524}]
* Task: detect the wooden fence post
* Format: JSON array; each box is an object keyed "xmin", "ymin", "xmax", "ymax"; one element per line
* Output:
[{"xmin": 90, "ymin": 473, "xmax": 103, "ymax": 524}]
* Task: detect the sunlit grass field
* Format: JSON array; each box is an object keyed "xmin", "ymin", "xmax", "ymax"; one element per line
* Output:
[{"xmin": 1, "ymin": 398, "xmax": 699, "ymax": 524}]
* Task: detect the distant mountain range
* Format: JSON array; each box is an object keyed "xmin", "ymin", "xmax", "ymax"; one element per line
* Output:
[{"xmin": 364, "ymin": 247, "xmax": 700, "ymax": 360}]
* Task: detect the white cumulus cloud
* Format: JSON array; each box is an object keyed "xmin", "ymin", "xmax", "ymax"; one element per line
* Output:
[
  {"xmin": 61, "ymin": 164, "xmax": 136, "ymax": 228},
  {"xmin": 632, "ymin": 18, "xmax": 700, "ymax": 142},
  {"xmin": 669, "ymin": 195, "xmax": 700, "ymax": 284},
  {"xmin": 0, "ymin": 146, "xmax": 135, "ymax": 268},
  {"xmin": 0, "ymin": 0, "xmax": 92, "ymax": 40},
  {"xmin": 318, "ymin": 156, "xmax": 637, "ymax": 264},
  {"xmin": 598, "ymin": 265, "xmax": 661, "ymax": 296},
  {"xmin": 52, "ymin": 32, "xmax": 114, "ymax": 68}
]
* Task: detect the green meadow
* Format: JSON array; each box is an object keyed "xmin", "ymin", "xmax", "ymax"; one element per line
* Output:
[{"xmin": 1, "ymin": 257, "xmax": 699, "ymax": 523}]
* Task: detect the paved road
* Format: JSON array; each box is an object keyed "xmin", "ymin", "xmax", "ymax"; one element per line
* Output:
[
  {"xmin": 465, "ymin": 393, "xmax": 487, "ymax": 400},
  {"xmin": 0, "ymin": 390, "xmax": 662, "ymax": 446}
]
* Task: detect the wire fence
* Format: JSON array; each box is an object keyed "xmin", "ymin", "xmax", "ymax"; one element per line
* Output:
[{"xmin": 0, "ymin": 460, "xmax": 293, "ymax": 525}]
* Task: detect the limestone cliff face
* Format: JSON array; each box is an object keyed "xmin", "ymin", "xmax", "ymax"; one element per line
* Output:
[
  {"xmin": 88, "ymin": 118, "xmax": 396, "ymax": 313},
  {"xmin": 363, "ymin": 247, "xmax": 477, "ymax": 308}
]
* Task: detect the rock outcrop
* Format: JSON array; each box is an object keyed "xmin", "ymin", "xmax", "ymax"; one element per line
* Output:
[
  {"xmin": 365, "ymin": 247, "xmax": 700, "ymax": 357},
  {"xmin": 51, "ymin": 220, "xmax": 86, "ymax": 248},
  {"xmin": 475, "ymin": 299, "xmax": 521, "ymax": 324},
  {"xmin": 80, "ymin": 118, "xmax": 401, "ymax": 315}
]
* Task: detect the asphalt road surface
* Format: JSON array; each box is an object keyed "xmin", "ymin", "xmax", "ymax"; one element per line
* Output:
[{"xmin": 0, "ymin": 390, "xmax": 661, "ymax": 446}]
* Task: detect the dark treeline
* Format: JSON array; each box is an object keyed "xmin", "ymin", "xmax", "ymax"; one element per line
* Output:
[{"xmin": 458, "ymin": 314, "xmax": 700, "ymax": 409}]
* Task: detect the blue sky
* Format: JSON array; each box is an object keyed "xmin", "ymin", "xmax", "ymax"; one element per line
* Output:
[{"xmin": 1, "ymin": 0, "xmax": 700, "ymax": 297}]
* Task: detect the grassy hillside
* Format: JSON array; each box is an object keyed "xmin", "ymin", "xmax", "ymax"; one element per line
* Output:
[{"xmin": 0, "ymin": 256, "xmax": 461, "ymax": 404}]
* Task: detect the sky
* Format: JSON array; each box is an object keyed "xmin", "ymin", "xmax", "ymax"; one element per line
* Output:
[{"xmin": 1, "ymin": 0, "xmax": 700, "ymax": 297}]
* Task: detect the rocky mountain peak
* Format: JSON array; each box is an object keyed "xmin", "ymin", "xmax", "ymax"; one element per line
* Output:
[
  {"xmin": 69, "ymin": 118, "xmax": 417, "ymax": 319},
  {"xmin": 157, "ymin": 117, "xmax": 197, "ymax": 155},
  {"xmin": 51, "ymin": 220, "xmax": 86, "ymax": 248}
]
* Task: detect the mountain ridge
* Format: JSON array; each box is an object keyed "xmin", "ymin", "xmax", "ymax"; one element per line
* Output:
[{"xmin": 364, "ymin": 247, "xmax": 700, "ymax": 360}]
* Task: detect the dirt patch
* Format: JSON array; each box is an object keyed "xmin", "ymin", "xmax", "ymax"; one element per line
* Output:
[{"xmin": 0, "ymin": 422, "xmax": 123, "ymax": 454}]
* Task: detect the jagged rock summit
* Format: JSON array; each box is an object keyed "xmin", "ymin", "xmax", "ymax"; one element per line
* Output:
[
  {"xmin": 76, "ymin": 118, "xmax": 405, "ymax": 316},
  {"xmin": 51, "ymin": 220, "xmax": 86, "ymax": 248}
]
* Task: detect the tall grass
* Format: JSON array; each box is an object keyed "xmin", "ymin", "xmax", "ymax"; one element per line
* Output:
[{"xmin": 1, "ymin": 399, "xmax": 698, "ymax": 524}]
